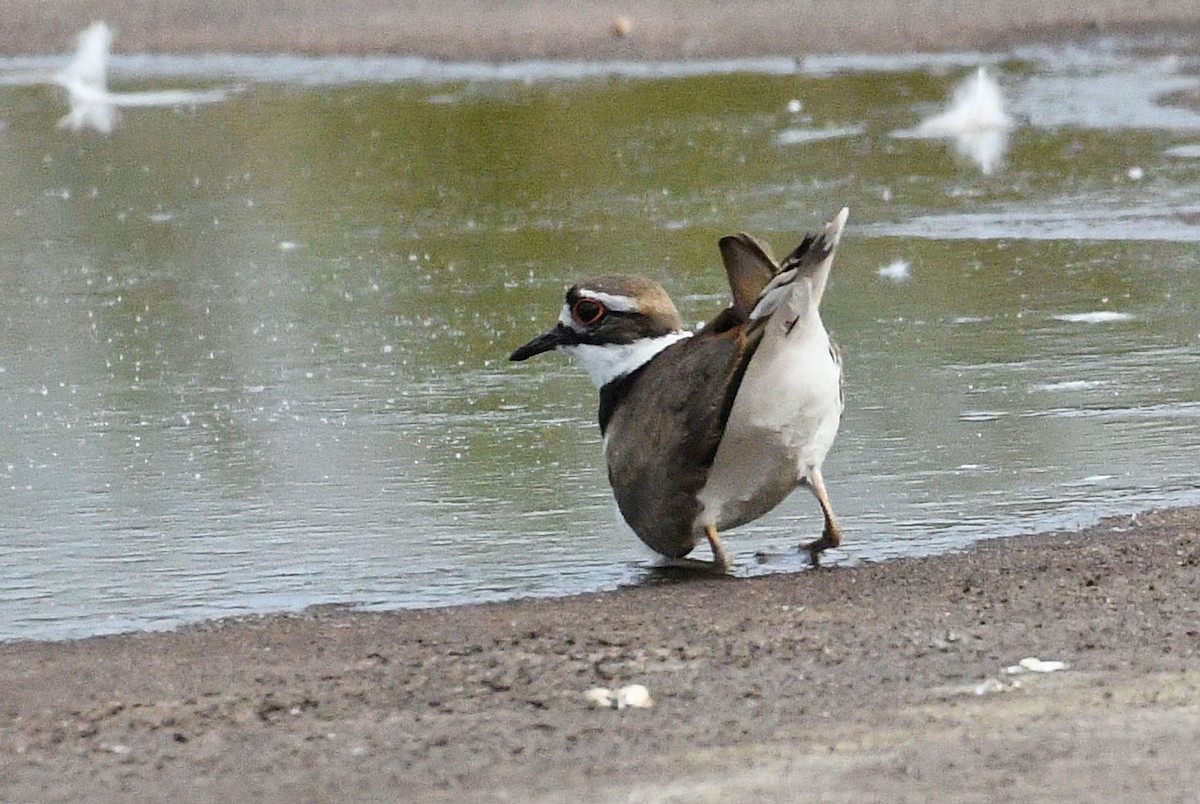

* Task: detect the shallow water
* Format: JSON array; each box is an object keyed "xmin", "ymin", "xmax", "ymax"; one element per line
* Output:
[{"xmin": 1, "ymin": 36, "xmax": 1198, "ymax": 640}]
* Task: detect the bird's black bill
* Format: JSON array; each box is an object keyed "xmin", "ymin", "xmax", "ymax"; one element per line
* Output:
[{"xmin": 509, "ymin": 324, "xmax": 576, "ymax": 361}]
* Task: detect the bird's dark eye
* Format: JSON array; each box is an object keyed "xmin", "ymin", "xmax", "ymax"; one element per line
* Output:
[{"xmin": 572, "ymin": 298, "xmax": 606, "ymax": 325}]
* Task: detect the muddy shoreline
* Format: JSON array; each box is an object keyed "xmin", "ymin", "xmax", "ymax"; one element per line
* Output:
[
  {"xmin": 4, "ymin": 507, "xmax": 1199, "ymax": 801},
  {"xmin": 2, "ymin": 1, "xmax": 1200, "ymax": 59}
]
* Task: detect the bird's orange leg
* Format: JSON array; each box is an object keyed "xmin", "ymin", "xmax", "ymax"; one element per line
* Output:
[
  {"xmin": 802, "ymin": 467, "xmax": 842, "ymax": 567},
  {"xmin": 705, "ymin": 524, "xmax": 732, "ymax": 573}
]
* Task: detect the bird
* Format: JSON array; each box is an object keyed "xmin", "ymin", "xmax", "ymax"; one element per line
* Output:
[{"xmin": 509, "ymin": 208, "xmax": 849, "ymax": 571}]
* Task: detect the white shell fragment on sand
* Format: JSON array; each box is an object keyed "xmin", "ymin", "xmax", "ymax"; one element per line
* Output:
[
  {"xmin": 584, "ymin": 687, "xmax": 616, "ymax": 708},
  {"xmin": 973, "ymin": 678, "xmax": 1008, "ymax": 696},
  {"xmin": 974, "ymin": 657, "xmax": 1068, "ymax": 695},
  {"xmin": 615, "ymin": 684, "xmax": 653, "ymax": 710},
  {"xmin": 1003, "ymin": 657, "xmax": 1070, "ymax": 675},
  {"xmin": 973, "ymin": 677, "xmax": 1025, "ymax": 696},
  {"xmin": 584, "ymin": 684, "xmax": 653, "ymax": 710}
]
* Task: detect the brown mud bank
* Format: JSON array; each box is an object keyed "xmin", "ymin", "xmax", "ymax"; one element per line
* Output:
[
  {"xmin": 2, "ymin": 1, "xmax": 1200, "ymax": 59},
  {"xmin": 2, "ymin": 506, "xmax": 1198, "ymax": 802}
]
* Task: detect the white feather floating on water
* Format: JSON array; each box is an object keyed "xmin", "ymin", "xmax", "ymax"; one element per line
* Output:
[
  {"xmin": 877, "ymin": 259, "xmax": 912, "ymax": 282},
  {"xmin": 53, "ymin": 22, "xmax": 234, "ymax": 134},
  {"xmin": 58, "ymin": 21, "xmax": 111, "ymax": 89},
  {"xmin": 53, "ymin": 22, "xmax": 116, "ymax": 133},
  {"xmin": 914, "ymin": 67, "xmax": 1014, "ymax": 137},
  {"xmin": 894, "ymin": 67, "xmax": 1015, "ymax": 174}
]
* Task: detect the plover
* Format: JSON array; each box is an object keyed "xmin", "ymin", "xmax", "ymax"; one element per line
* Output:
[{"xmin": 510, "ymin": 208, "xmax": 849, "ymax": 570}]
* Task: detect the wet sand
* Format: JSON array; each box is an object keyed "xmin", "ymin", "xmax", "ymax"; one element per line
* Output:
[
  {"xmin": 2, "ymin": 0, "xmax": 1200, "ymax": 58},
  {"xmin": 4, "ymin": 2, "xmax": 1200, "ymax": 801},
  {"xmin": 3, "ymin": 507, "xmax": 1199, "ymax": 801}
]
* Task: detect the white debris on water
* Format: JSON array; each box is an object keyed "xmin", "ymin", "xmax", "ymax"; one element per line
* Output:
[
  {"xmin": 913, "ymin": 66, "xmax": 1013, "ymax": 137},
  {"xmin": 54, "ymin": 21, "xmax": 234, "ymax": 134},
  {"xmin": 1028, "ymin": 379, "xmax": 1105, "ymax": 392},
  {"xmin": 1165, "ymin": 143, "xmax": 1200, "ymax": 158},
  {"xmin": 54, "ymin": 22, "xmax": 117, "ymax": 133},
  {"xmin": 877, "ymin": 259, "xmax": 912, "ymax": 282},
  {"xmin": 776, "ymin": 123, "xmax": 865, "ymax": 145},
  {"xmin": 893, "ymin": 66, "xmax": 1015, "ymax": 174},
  {"xmin": 1052, "ymin": 311, "xmax": 1134, "ymax": 324}
]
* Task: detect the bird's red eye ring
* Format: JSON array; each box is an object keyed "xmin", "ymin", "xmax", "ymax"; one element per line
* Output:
[{"xmin": 572, "ymin": 298, "xmax": 606, "ymax": 325}]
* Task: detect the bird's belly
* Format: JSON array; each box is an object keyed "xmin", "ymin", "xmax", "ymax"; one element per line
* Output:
[
  {"xmin": 696, "ymin": 431, "xmax": 799, "ymax": 532},
  {"xmin": 694, "ymin": 320, "xmax": 842, "ymax": 534}
]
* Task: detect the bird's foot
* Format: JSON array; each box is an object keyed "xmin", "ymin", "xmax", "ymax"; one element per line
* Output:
[
  {"xmin": 656, "ymin": 556, "xmax": 732, "ymax": 575},
  {"xmin": 803, "ymin": 530, "xmax": 841, "ymax": 568}
]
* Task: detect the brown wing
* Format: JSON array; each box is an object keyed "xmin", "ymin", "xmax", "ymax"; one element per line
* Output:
[{"xmin": 601, "ymin": 325, "xmax": 764, "ymax": 558}]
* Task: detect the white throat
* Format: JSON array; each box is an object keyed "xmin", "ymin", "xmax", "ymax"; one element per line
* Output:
[{"xmin": 563, "ymin": 331, "xmax": 692, "ymax": 388}]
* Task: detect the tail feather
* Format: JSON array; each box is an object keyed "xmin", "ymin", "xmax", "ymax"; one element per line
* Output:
[{"xmin": 750, "ymin": 208, "xmax": 848, "ymax": 320}]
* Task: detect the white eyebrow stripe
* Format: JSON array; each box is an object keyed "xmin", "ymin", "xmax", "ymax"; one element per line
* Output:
[{"xmin": 574, "ymin": 289, "xmax": 639, "ymax": 313}]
